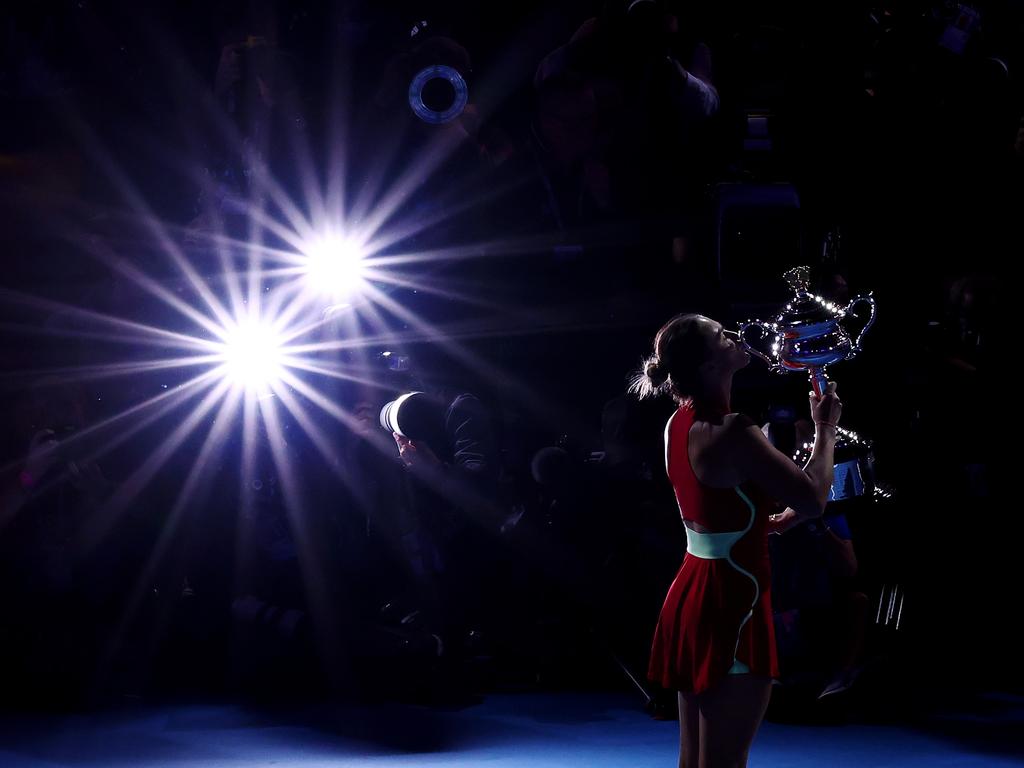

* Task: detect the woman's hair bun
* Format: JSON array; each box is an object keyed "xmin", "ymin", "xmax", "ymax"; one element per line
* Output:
[{"xmin": 645, "ymin": 357, "xmax": 668, "ymax": 387}]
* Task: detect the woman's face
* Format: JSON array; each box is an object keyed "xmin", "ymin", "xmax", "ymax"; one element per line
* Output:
[{"xmin": 697, "ymin": 316, "xmax": 750, "ymax": 374}]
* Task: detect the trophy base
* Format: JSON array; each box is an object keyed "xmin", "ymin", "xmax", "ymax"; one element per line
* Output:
[{"xmin": 794, "ymin": 427, "xmax": 877, "ymax": 503}]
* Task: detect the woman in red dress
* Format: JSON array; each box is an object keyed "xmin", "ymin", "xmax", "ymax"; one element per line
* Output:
[{"xmin": 633, "ymin": 314, "xmax": 841, "ymax": 768}]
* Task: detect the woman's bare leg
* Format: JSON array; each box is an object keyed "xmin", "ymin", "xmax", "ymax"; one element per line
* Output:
[
  {"xmin": 697, "ymin": 675, "xmax": 772, "ymax": 768},
  {"xmin": 678, "ymin": 690, "xmax": 700, "ymax": 768}
]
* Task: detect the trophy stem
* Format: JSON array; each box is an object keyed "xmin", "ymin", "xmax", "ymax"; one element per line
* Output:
[{"xmin": 809, "ymin": 367, "xmax": 830, "ymax": 398}]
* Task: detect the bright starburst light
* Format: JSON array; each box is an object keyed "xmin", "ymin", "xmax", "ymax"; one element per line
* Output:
[
  {"xmin": 0, "ymin": 7, "xmax": 590, "ymax": 687},
  {"xmin": 217, "ymin": 317, "xmax": 286, "ymax": 392},
  {"xmin": 302, "ymin": 235, "xmax": 367, "ymax": 300}
]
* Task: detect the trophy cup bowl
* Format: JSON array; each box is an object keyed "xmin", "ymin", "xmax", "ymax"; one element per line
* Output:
[{"xmin": 738, "ymin": 266, "xmax": 877, "ymax": 396}]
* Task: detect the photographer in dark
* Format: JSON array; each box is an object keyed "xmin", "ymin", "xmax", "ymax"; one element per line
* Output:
[
  {"xmin": 189, "ymin": 14, "xmax": 309, "ymax": 241},
  {"xmin": 0, "ymin": 379, "xmax": 116, "ymax": 706},
  {"xmin": 374, "ymin": 351, "xmax": 502, "ymax": 682},
  {"xmin": 334, "ymin": 379, "xmax": 449, "ymax": 677},
  {"xmin": 533, "ymin": 0, "xmax": 720, "ymax": 226}
]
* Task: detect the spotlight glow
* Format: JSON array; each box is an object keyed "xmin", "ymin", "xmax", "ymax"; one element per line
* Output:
[
  {"xmin": 0, "ymin": 24, "xmax": 574, "ymax": 668},
  {"xmin": 303, "ymin": 235, "xmax": 367, "ymax": 298},
  {"xmin": 218, "ymin": 318, "xmax": 285, "ymax": 391}
]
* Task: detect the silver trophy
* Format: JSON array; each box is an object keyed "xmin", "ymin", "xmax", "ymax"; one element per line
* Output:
[
  {"xmin": 742, "ymin": 265, "xmax": 880, "ymax": 501},
  {"xmin": 738, "ymin": 266, "xmax": 877, "ymax": 398}
]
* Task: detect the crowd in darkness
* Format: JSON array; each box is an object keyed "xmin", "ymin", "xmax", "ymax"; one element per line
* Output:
[{"xmin": 0, "ymin": 0, "xmax": 1020, "ymax": 711}]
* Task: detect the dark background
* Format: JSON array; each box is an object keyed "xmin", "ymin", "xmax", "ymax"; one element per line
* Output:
[{"xmin": 1, "ymin": 0, "xmax": 1021, "ymax": 709}]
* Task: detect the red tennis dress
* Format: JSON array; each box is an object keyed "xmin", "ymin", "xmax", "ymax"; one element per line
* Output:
[{"xmin": 648, "ymin": 403, "xmax": 779, "ymax": 694}]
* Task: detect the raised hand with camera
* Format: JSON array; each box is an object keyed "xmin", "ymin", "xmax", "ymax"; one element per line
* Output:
[{"xmin": 393, "ymin": 432, "xmax": 443, "ymax": 475}]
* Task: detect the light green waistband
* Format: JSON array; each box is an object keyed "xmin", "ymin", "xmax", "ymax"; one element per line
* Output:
[{"xmin": 684, "ymin": 526, "xmax": 746, "ymax": 559}]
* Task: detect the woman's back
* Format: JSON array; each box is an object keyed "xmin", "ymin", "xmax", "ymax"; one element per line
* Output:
[{"xmin": 667, "ymin": 403, "xmax": 765, "ymax": 533}]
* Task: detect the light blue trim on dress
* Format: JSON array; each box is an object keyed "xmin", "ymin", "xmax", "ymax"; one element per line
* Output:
[{"xmin": 683, "ymin": 486, "xmax": 760, "ymax": 676}]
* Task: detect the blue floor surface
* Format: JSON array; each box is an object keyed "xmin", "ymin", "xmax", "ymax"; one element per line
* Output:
[{"xmin": 1, "ymin": 691, "xmax": 1022, "ymax": 767}]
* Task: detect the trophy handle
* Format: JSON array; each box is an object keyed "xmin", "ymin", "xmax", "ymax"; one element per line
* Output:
[
  {"xmin": 738, "ymin": 321, "xmax": 777, "ymax": 368},
  {"xmin": 808, "ymin": 366, "xmax": 830, "ymax": 398},
  {"xmin": 846, "ymin": 294, "xmax": 877, "ymax": 354}
]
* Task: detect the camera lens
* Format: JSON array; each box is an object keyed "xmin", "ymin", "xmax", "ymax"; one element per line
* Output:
[
  {"xmin": 408, "ymin": 65, "xmax": 468, "ymax": 124},
  {"xmin": 379, "ymin": 391, "xmax": 423, "ymax": 436},
  {"xmin": 379, "ymin": 391, "xmax": 443, "ymax": 444}
]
